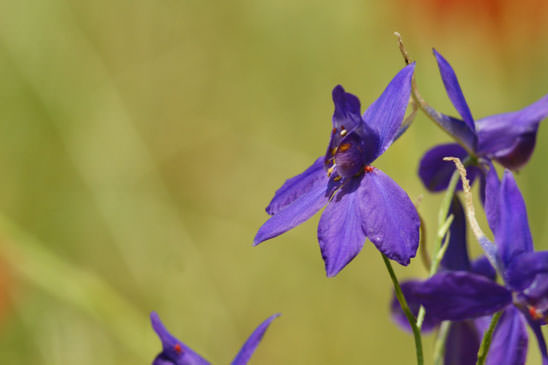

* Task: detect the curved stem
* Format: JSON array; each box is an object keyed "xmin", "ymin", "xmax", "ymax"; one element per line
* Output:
[
  {"xmin": 381, "ymin": 253, "xmax": 424, "ymax": 365},
  {"xmin": 476, "ymin": 311, "xmax": 503, "ymax": 365}
]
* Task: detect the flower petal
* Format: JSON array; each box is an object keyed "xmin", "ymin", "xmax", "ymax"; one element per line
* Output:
[
  {"xmin": 444, "ymin": 321, "xmax": 481, "ymax": 365},
  {"xmin": 231, "ymin": 313, "xmax": 280, "ymax": 365},
  {"xmin": 418, "ymin": 143, "xmax": 478, "ymax": 192},
  {"xmin": 150, "ymin": 312, "xmax": 211, "ymax": 365},
  {"xmin": 506, "ymin": 251, "xmax": 548, "ymax": 291},
  {"xmin": 470, "ymin": 256, "xmax": 497, "ymax": 282},
  {"xmin": 493, "ymin": 171, "xmax": 534, "ymax": 271},
  {"xmin": 433, "ymin": 49, "xmax": 475, "ymax": 132},
  {"xmin": 318, "ymin": 178, "xmax": 366, "ymax": 277},
  {"xmin": 486, "ymin": 307, "xmax": 528, "ymax": 365},
  {"xmin": 523, "ymin": 273, "xmax": 548, "ymax": 306},
  {"xmin": 265, "ymin": 157, "xmax": 327, "ymax": 215},
  {"xmin": 421, "ymin": 107, "xmax": 478, "ymax": 152},
  {"xmin": 476, "ymin": 94, "xmax": 548, "ymax": 170},
  {"xmin": 527, "ymin": 316, "xmax": 548, "ymax": 364},
  {"xmin": 441, "ymin": 197, "xmax": 471, "ymax": 272},
  {"xmin": 331, "ymin": 85, "xmax": 363, "ymax": 132},
  {"xmin": 362, "ymin": 64, "xmax": 415, "ymax": 159},
  {"xmin": 410, "ymin": 272, "xmax": 511, "ymax": 320},
  {"xmin": 390, "ymin": 280, "xmax": 441, "ymax": 333},
  {"xmin": 359, "ymin": 168, "xmax": 420, "ymax": 265},
  {"xmin": 254, "ymin": 183, "xmax": 330, "ymax": 245}
]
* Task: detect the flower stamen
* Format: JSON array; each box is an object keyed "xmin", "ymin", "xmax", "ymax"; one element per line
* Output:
[
  {"xmin": 364, "ymin": 165, "xmax": 375, "ymax": 173},
  {"xmin": 337, "ymin": 143, "xmax": 351, "ymax": 153},
  {"xmin": 174, "ymin": 343, "xmax": 183, "ymax": 354},
  {"xmin": 327, "ymin": 164, "xmax": 336, "ymax": 177},
  {"xmin": 528, "ymin": 306, "xmax": 544, "ymax": 321}
]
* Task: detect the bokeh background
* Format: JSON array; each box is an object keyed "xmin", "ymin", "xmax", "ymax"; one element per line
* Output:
[{"xmin": 0, "ymin": 0, "xmax": 547, "ymax": 363}]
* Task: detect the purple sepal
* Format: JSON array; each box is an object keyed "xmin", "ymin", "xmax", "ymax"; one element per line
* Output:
[
  {"xmin": 506, "ymin": 251, "xmax": 548, "ymax": 291},
  {"xmin": 486, "ymin": 307, "xmax": 528, "ymax": 365},
  {"xmin": 470, "ymin": 256, "xmax": 497, "ymax": 282},
  {"xmin": 360, "ymin": 169, "xmax": 419, "ymax": 266},
  {"xmin": 525, "ymin": 315, "xmax": 548, "ymax": 364},
  {"xmin": 231, "ymin": 314, "xmax": 280, "ymax": 365},
  {"xmin": 476, "ymin": 94, "xmax": 548, "ymax": 170},
  {"xmin": 444, "ymin": 321, "xmax": 481, "ymax": 365},
  {"xmin": 390, "ymin": 280, "xmax": 440, "ymax": 333},
  {"xmin": 409, "ymin": 272, "xmax": 511, "ymax": 321},
  {"xmin": 490, "ymin": 171, "xmax": 533, "ymax": 271},
  {"xmin": 265, "ymin": 157, "xmax": 327, "ymax": 215},
  {"xmin": 254, "ymin": 183, "xmax": 331, "ymax": 245},
  {"xmin": 418, "ymin": 143, "xmax": 478, "ymax": 192},
  {"xmin": 433, "ymin": 49, "xmax": 476, "ymax": 134},
  {"xmin": 422, "ymin": 106, "xmax": 477, "ymax": 152},
  {"xmin": 441, "ymin": 197, "xmax": 470, "ymax": 272},
  {"xmin": 318, "ymin": 179, "xmax": 366, "ymax": 277},
  {"xmin": 150, "ymin": 312, "xmax": 211, "ymax": 365},
  {"xmin": 523, "ymin": 273, "xmax": 548, "ymax": 305},
  {"xmin": 362, "ymin": 63, "xmax": 415, "ymax": 160}
]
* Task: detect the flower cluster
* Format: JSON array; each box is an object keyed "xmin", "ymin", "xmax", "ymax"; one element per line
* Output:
[{"xmin": 149, "ymin": 41, "xmax": 548, "ymax": 364}]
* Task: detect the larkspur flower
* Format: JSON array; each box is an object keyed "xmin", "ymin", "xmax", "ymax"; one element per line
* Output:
[
  {"xmin": 150, "ymin": 312, "xmax": 279, "ymax": 365},
  {"xmin": 254, "ymin": 64, "xmax": 420, "ymax": 277},
  {"xmin": 391, "ymin": 197, "xmax": 497, "ymax": 365},
  {"xmin": 396, "ymin": 168, "xmax": 548, "ymax": 364},
  {"xmin": 418, "ymin": 49, "xmax": 548, "ymax": 192}
]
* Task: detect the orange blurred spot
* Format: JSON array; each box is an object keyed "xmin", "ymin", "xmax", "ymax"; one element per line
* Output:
[
  {"xmin": 338, "ymin": 143, "xmax": 351, "ymax": 153},
  {"xmin": 364, "ymin": 166, "xmax": 375, "ymax": 173}
]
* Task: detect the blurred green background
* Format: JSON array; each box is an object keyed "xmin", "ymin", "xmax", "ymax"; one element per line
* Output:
[{"xmin": 0, "ymin": 0, "xmax": 547, "ymax": 363}]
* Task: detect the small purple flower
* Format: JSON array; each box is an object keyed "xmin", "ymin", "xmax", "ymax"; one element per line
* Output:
[
  {"xmin": 398, "ymin": 169, "xmax": 548, "ymax": 364},
  {"xmin": 254, "ymin": 64, "xmax": 420, "ymax": 277},
  {"xmin": 150, "ymin": 312, "xmax": 280, "ymax": 365},
  {"xmin": 419, "ymin": 50, "xmax": 548, "ymax": 192}
]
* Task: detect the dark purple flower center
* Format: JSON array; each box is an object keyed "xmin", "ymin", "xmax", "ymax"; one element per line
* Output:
[{"xmin": 330, "ymin": 132, "xmax": 368, "ymax": 178}]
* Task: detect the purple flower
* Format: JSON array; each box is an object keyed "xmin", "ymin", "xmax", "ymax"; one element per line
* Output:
[
  {"xmin": 254, "ymin": 64, "xmax": 420, "ymax": 277},
  {"xmin": 398, "ymin": 170, "xmax": 548, "ymax": 364},
  {"xmin": 419, "ymin": 50, "xmax": 548, "ymax": 192},
  {"xmin": 150, "ymin": 312, "xmax": 280, "ymax": 365},
  {"xmin": 391, "ymin": 197, "xmax": 496, "ymax": 365}
]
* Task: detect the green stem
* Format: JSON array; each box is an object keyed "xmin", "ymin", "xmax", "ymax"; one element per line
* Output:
[
  {"xmin": 476, "ymin": 311, "xmax": 503, "ymax": 365},
  {"xmin": 381, "ymin": 253, "xmax": 424, "ymax": 365},
  {"xmin": 433, "ymin": 321, "xmax": 451, "ymax": 365}
]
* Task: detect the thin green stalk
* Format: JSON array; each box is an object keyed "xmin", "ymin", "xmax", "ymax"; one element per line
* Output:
[
  {"xmin": 433, "ymin": 321, "xmax": 451, "ymax": 365},
  {"xmin": 476, "ymin": 311, "xmax": 503, "ymax": 365},
  {"xmin": 381, "ymin": 253, "xmax": 424, "ymax": 365}
]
